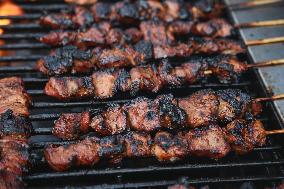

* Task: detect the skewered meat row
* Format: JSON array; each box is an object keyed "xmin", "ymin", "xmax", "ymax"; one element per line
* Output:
[
  {"xmin": 40, "ymin": 18, "xmax": 234, "ymax": 47},
  {"xmin": 0, "ymin": 77, "xmax": 31, "ymax": 117},
  {"xmin": 37, "ymin": 38, "xmax": 245, "ymax": 76},
  {"xmin": 0, "ymin": 110, "xmax": 33, "ymax": 189},
  {"xmin": 40, "ymin": 0, "xmax": 224, "ymax": 29},
  {"xmin": 44, "ymin": 55, "xmax": 249, "ymax": 100},
  {"xmin": 52, "ymin": 89, "xmax": 262, "ymax": 140},
  {"xmin": 0, "ymin": 77, "xmax": 33, "ymax": 189},
  {"xmin": 45, "ymin": 119, "xmax": 266, "ymax": 171}
]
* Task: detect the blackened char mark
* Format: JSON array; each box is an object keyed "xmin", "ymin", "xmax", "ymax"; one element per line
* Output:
[{"xmin": 0, "ymin": 110, "xmax": 32, "ymax": 139}]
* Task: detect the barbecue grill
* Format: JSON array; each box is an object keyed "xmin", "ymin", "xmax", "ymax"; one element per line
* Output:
[{"xmin": 1, "ymin": 0, "xmax": 284, "ymax": 188}]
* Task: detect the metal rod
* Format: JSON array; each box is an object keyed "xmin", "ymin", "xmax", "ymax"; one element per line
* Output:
[
  {"xmin": 266, "ymin": 129, "xmax": 284, "ymax": 135},
  {"xmin": 0, "ymin": 33, "xmax": 45, "ymax": 39},
  {"xmin": 0, "ymin": 43, "xmax": 49, "ymax": 50},
  {"xmin": 24, "ymin": 160, "xmax": 284, "ymax": 180}
]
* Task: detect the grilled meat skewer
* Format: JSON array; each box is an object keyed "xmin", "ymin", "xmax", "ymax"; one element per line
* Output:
[
  {"xmin": 52, "ymin": 89, "xmax": 262, "ymax": 140},
  {"xmin": 0, "ymin": 77, "xmax": 33, "ymax": 188},
  {"xmin": 44, "ymin": 55, "xmax": 248, "ymax": 99},
  {"xmin": 37, "ymin": 38, "xmax": 245, "ymax": 76},
  {"xmin": 40, "ymin": 0, "xmax": 224, "ymax": 29},
  {"xmin": 0, "ymin": 77, "xmax": 31, "ymax": 117},
  {"xmin": 40, "ymin": 18, "xmax": 233, "ymax": 47},
  {"xmin": 45, "ymin": 119, "xmax": 268, "ymax": 171}
]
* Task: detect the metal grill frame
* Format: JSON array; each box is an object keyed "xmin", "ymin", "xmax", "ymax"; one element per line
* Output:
[{"xmin": 0, "ymin": 1, "xmax": 284, "ymax": 188}]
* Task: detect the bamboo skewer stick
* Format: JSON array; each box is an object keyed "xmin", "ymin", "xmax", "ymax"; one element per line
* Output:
[
  {"xmin": 204, "ymin": 58, "xmax": 284, "ymax": 75},
  {"xmin": 229, "ymin": 0, "xmax": 283, "ymax": 9},
  {"xmin": 255, "ymin": 94, "xmax": 284, "ymax": 102},
  {"xmin": 245, "ymin": 36, "xmax": 284, "ymax": 46},
  {"xmin": 247, "ymin": 58, "xmax": 284, "ymax": 68},
  {"xmin": 265, "ymin": 129, "xmax": 284, "ymax": 135},
  {"xmin": 235, "ymin": 19, "xmax": 284, "ymax": 28}
]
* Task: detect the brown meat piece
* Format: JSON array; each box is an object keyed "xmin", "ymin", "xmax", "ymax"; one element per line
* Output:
[
  {"xmin": 224, "ymin": 119, "xmax": 266, "ymax": 154},
  {"xmin": 140, "ymin": 20, "xmax": 174, "ymax": 46},
  {"xmin": 129, "ymin": 64, "xmax": 163, "ymax": 94},
  {"xmin": 0, "ymin": 110, "xmax": 32, "ymax": 139},
  {"xmin": 90, "ymin": 104, "xmax": 127, "ymax": 136},
  {"xmin": 52, "ymin": 112, "xmax": 90, "ymax": 140},
  {"xmin": 154, "ymin": 43, "xmax": 193, "ymax": 59},
  {"xmin": 123, "ymin": 97, "xmax": 160, "ymax": 132},
  {"xmin": 208, "ymin": 55, "xmax": 248, "ymax": 83},
  {"xmin": 192, "ymin": 18, "xmax": 233, "ymax": 38},
  {"xmin": 152, "ymin": 131, "xmax": 188, "ymax": 162},
  {"xmin": 217, "ymin": 89, "xmax": 262, "ymax": 123},
  {"xmin": 168, "ymin": 21, "xmax": 194, "ymax": 36},
  {"xmin": 155, "ymin": 94, "xmax": 187, "ymax": 129},
  {"xmin": 189, "ymin": 38, "xmax": 246, "ymax": 55},
  {"xmin": 0, "ymin": 137, "xmax": 30, "ymax": 176},
  {"xmin": 0, "ymin": 170, "xmax": 24, "ymax": 189},
  {"xmin": 186, "ymin": 125, "xmax": 230, "ymax": 159},
  {"xmin": 178, "ymin": 89, "xmax": 219, "ymax": 128},
  {"xmin": 44, "ymin": 136, "xmax": 100, "ymax": 171},
  {"xmin": 0, "ymin": 77, "xmax": 31, "ymax": 117},
  {"xmin": 120, "ymin": 132, "xmax": 152, "ymax": 158},
  {"xmin": 40, "ymin": 14, "xmax": 73, "ymax": 29},
  {"xmin": 91, "ymin": 70, "xmax": 118, "ymax": 98},
  {"xmin": 45, "ymin": 76, "xmax": 94, "ymax": 99},
  {"xmin": 39, "ymin": 31, "xmax": 77, "ymax": 46}
]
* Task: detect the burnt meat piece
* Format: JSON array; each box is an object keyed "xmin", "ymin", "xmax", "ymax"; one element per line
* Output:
[
  {"xmin": 216, "ymin": 89, "xmax": 262, "ymax": 123},
  {"xmin": 0, "ymin": 110, "xmax": 32, "ymax": 139},
  {"xmin": 123, "ymin": 97, "xmax": 161, "ymax": 132},
  {"xmin": 0, "ymin": 77, "xmax": 31, "ymax": 117},
  {"xmin": 40, "ymin": 13, "xmax": 74, "ymax": 29},
  {"xmin": 186, "ymin": 125, "xmax": 230, "ymax": 159},
  {"xmin": 0, "ymin": 137, "xmax": 30, "ymax": 176},
  {"xmin": 155, "ymin": 94, "xmax": 187, "ymax": 129},
  {"xmin": 36, "ymin": 45, "xmax": 94, "ymax": 75},
  {"xmin": 178, "ymin": 89, "xmax": 219, "ymax": 128},
  {"xmin": 224, "ymin": 119, "xmax": 266, "ymax": 154},
  {"xmin": 152, "ymin": 131, "xmax": 188, "ymax": 162},
  {"xmin": 45, "ymin": 76, "xmax": 95, "ymax": 99},
  {"xmin": 90, "ymin": 103, "xmax": 127, "ymax": 136},
  {"xmin": 140, "ymin": 20, "xmax": 174, "ymax": 46},
  {"xmin": 52, "ymin": 111, "xmax": 90, "ymax": 140},
  {"xmin": 129, "ymin": 64, "xmax": 163, "ymax": 94},
  {"xmin": 208, "ymin": 55, "xmax": 248, "ymax": 83},
  {"xmin": 119, "ymin": 131, "xmax": 152, "ymax": 158},
  {"xmin": 191, "ymin": 18, "xmax": 234, "ymax": 38},
  {"xmin": 188, "ymin": 0, "xmax": 224, "ymax": 20},
  {"xmin": 44, "ymin": 136, "xmax": 101, "ymax": 171}
]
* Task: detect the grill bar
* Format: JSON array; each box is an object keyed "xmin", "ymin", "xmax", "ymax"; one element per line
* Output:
[
  {"xmin": 0, "ymin": 55, "xmax": 42, "ymax": 61},
  {"xmin": 0, "ymin": 33, "xmax": 45, "ymax": 39},
  {"xmin": 0, "ymin": 14, "xmax": 42, "ymax": 20},
  {"xmin": 0, "ymin": 43, "xmax": 49, "ymax": 50},
  {"xmin": 24, "ymin": 160, "xmax": 284, "ymax": 180},
  {"xmin": 25, "ymin": 176, "xmax": 284, "ymax": 189}
]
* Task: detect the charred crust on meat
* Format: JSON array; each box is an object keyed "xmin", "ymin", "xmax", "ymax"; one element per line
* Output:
[{"xmin": 0, "ymin": 110, "xmax": 32, "ymax": 138}]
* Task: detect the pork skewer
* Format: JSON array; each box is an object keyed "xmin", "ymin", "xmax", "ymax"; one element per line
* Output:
[
  {"xmin": 44, "ymin": 55, "xmax": 284, "ymax": 100},
  {"xmin": 45, "ymin": 118, "xmax": 281, "ymax": 171},
  {"xmin": 0, "ymin": 77, "xmax": 33, "ymax": 189},
  {"xmin": 40, "ymin": 18, "xmax": 234, "ymax": 47},
  {"xmin": 37, "ymin": 37, "xmax": 246, "ymax": 76},
  {"xmin": 39, "ymin": 0, "xmax": 224, "ymax": 30},
  {"xmin": 51, "ymin": 89, "xmax": 284, "ymax": 140}
]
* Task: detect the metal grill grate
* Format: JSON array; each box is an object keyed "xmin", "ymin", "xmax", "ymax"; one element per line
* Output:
[{"xmin": 0, "ymin": 1, "xmax": 284, "ymax": 188}]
